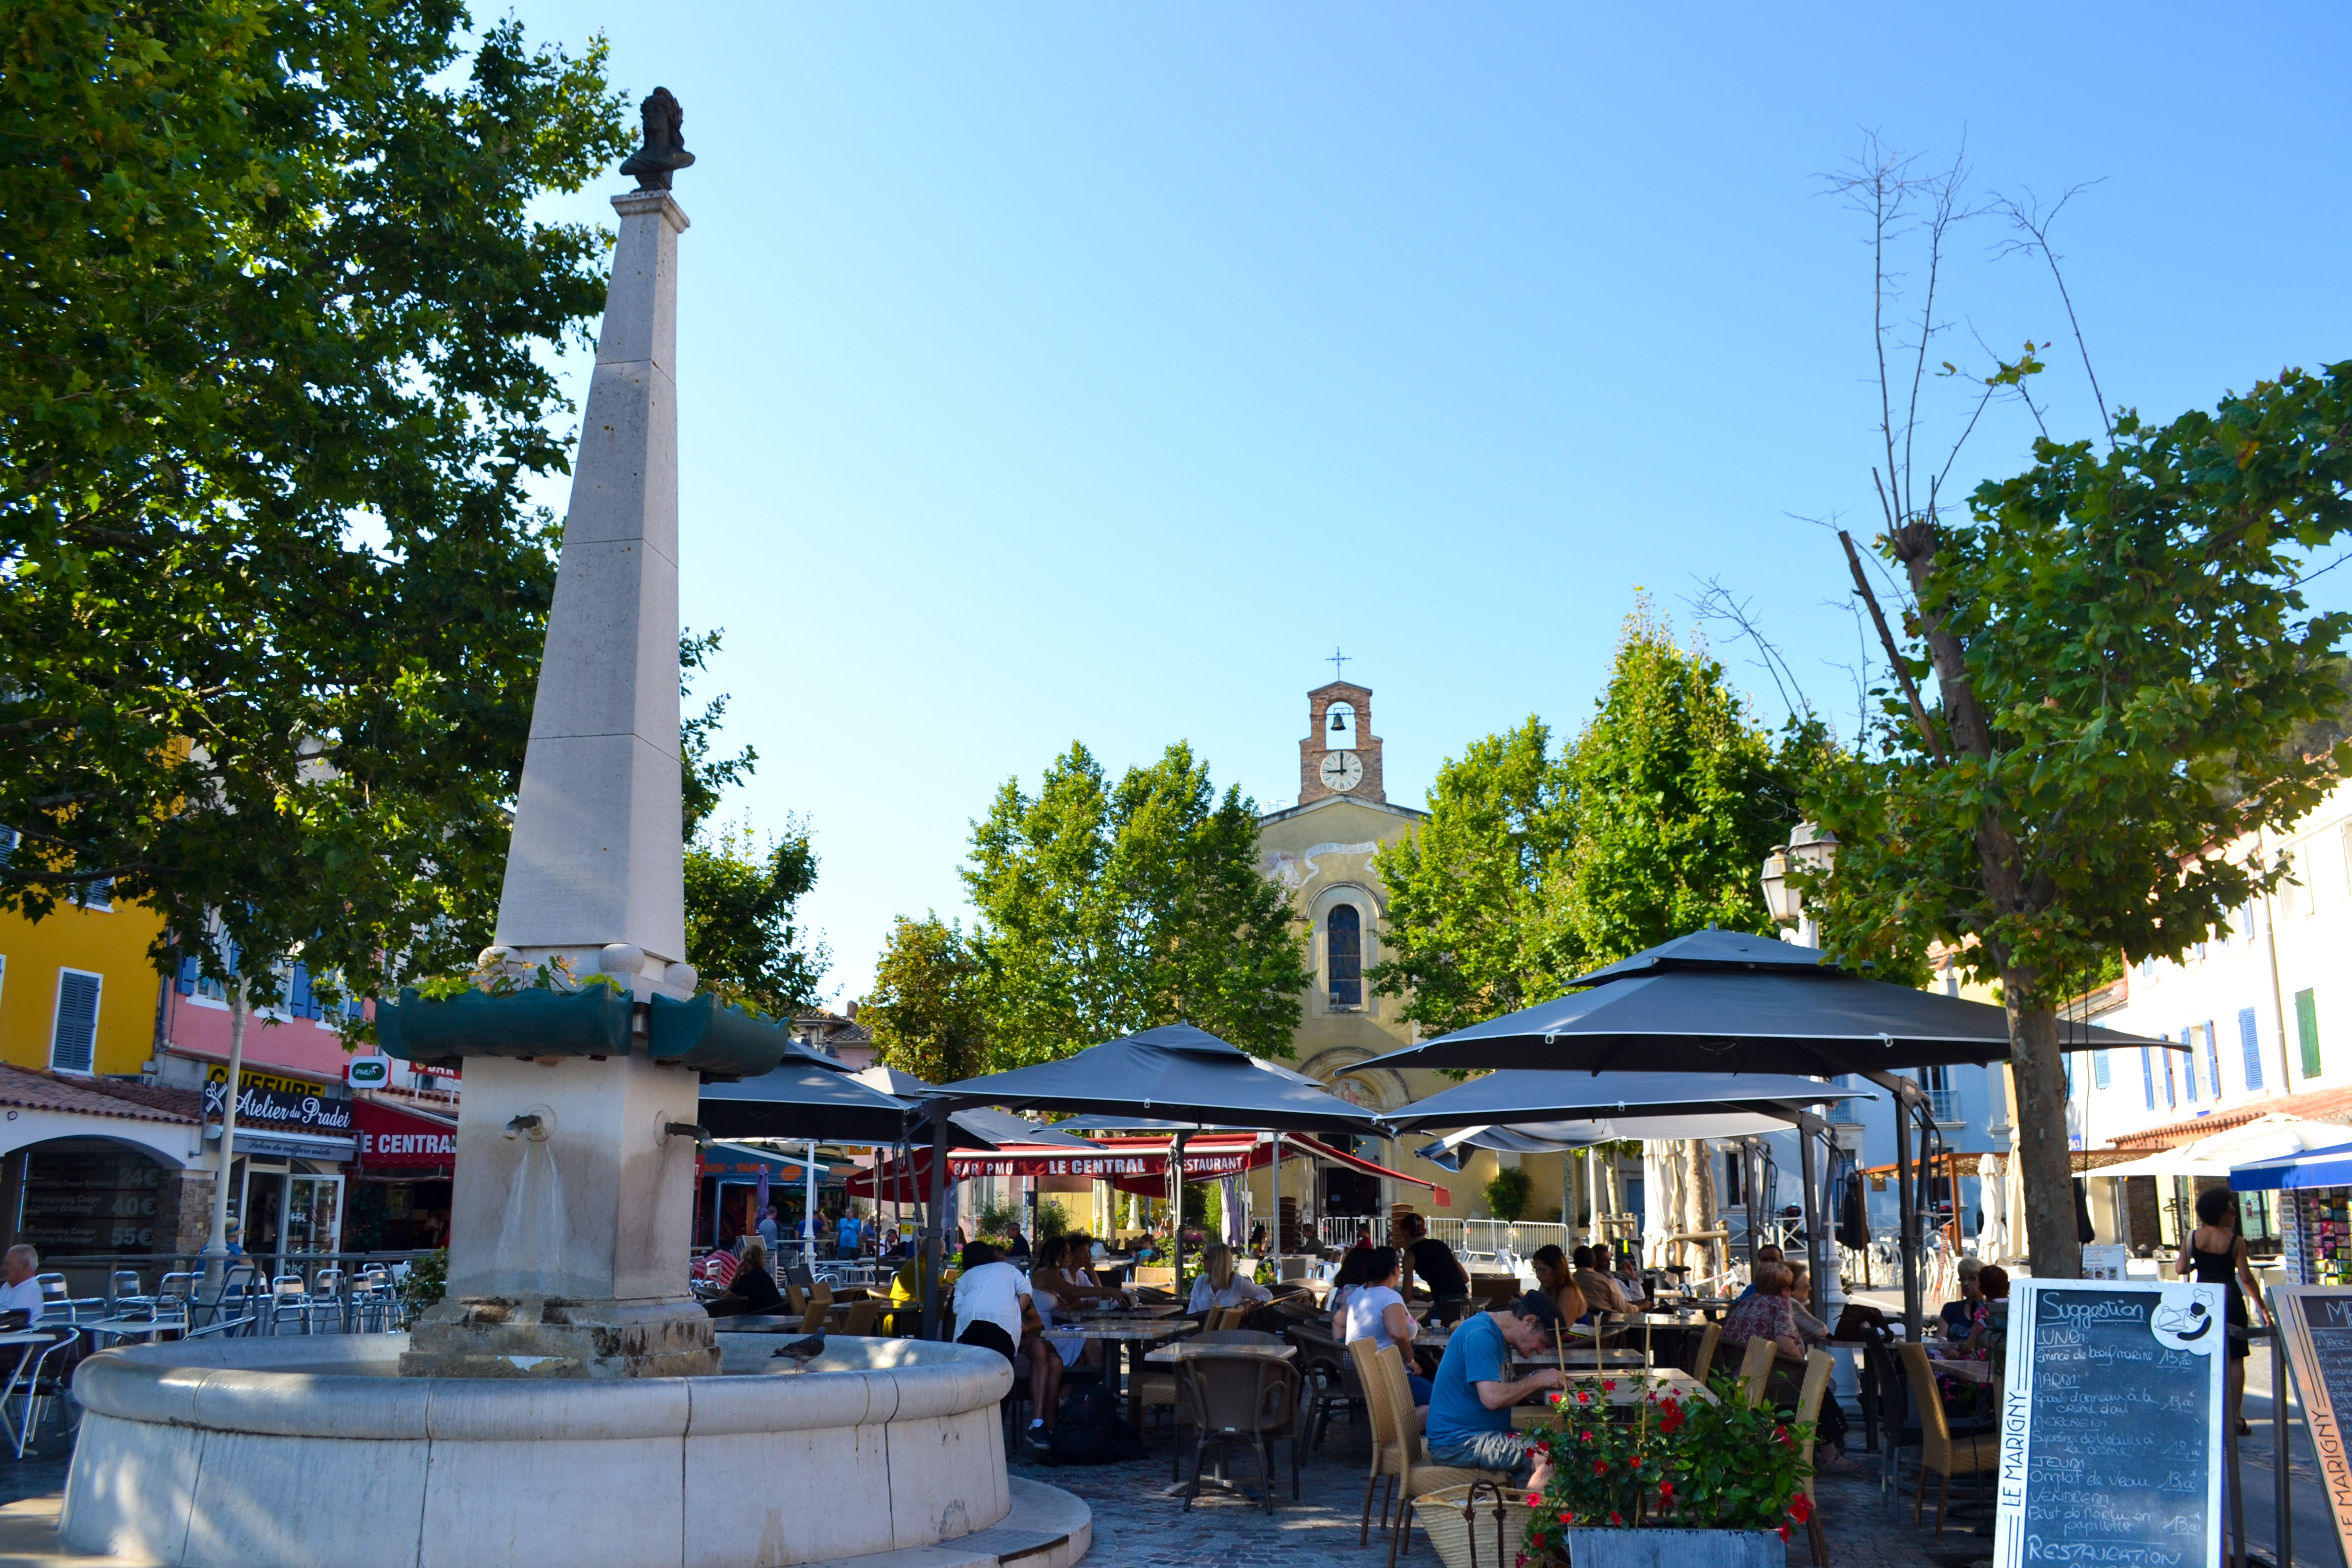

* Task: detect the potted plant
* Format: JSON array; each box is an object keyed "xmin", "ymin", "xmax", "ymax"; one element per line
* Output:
[{"xmin": 1511, "ymin": 1373, "xmax": 1812, "ymax": 1567}]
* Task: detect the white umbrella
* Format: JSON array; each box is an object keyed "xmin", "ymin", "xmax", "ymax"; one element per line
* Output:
[
  {"xmin": 1641, "ymin": 1142, "xmax": 1675, "ymax": 1268},
  {"xmin": 1976, "ymin": 1152, "xmax": 2006, "ymax": 1263}
]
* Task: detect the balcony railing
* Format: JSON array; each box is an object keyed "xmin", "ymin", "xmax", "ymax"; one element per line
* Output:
[{"xmin": 1926, "ymin": 1088, "xmax": 1965, "ymax": 1124}]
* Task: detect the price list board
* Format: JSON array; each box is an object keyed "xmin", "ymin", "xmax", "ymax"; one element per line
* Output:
[
  {"xmin": 2273, "ymin": 1286, "xmax": 2352, "ymax": 1560},
  {"xmin": 1994, "ymin": 1281, "xmax": 2224, "ymax": 1568}
]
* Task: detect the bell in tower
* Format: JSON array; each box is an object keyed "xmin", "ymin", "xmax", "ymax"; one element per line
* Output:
[{"xmin": 1299, "ymin": 675, "xmax": 1384, "ymax": 805}]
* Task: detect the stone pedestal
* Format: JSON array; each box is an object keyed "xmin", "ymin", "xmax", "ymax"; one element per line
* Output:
[{"xmin": 401, "ymin": 1054, "xmax": 717, "ymax": 1379}]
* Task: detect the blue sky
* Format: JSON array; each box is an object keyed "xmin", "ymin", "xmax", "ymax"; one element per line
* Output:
[{"xmin": 493, "ymin": 4, "xmax": 2352, "ymax": 1000}]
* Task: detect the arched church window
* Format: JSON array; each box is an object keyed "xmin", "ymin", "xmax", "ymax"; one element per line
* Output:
[
  {"xmin": 1328, "ymin": 904, "xmax": 1362, "ymax": 1008},
  {"xmin": 1325, "ymin": 702, "xmax": 1357, "ymax": 750}
]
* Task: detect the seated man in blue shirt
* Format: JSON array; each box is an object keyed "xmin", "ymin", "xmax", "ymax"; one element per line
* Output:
[{"xmin": 1425, "ymin": 1294, "xmax": 1567, "ymax": 1486}]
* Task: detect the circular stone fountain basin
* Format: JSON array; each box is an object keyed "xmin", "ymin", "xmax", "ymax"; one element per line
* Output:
[{"xmin": 62, "ymin": 1334, "xmax": 1029, "ymax": 1568}]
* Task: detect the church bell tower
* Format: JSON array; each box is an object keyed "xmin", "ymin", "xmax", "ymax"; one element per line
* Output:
[{"xmin": 1299, "ymin": 682, "xmax": 1385, "ymax": 805}]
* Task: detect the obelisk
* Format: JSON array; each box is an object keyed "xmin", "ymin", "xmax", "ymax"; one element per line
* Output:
[{"xmin": 403, "ymin": 89, "xmax": 717, "ymax": 1378}]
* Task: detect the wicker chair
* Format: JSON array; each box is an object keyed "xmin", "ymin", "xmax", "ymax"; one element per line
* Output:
[
  {"xmin": 1897, "ymin": 1342, "xmax": 1997, "ymax": 1538},
  {"xmin": 1176, "ymin": 1354, "xmax": 1302, "ymax": 1512},
  {"xmin": 798, "ymin": 1282, "xmax": 834, "ymax": 1336},
  {"xmin": 1793, "ymin": 1348, "xmax": 1834, "ymax": 1566},
  {"xmin": 1736, "ymin": 1334, "xmax": 1777, "ymax": 1406},
  {"xmin": 1349, "ymin": 1338, "xmax": 1509, "ymax": 1568},
  {"xmin": 841, "ymin": 1300, "xmax": 881, "ymax": 1336},
  {"xmin": 1683, "ymin": 1319, "xmax": 1721, "ymax": 1382}
]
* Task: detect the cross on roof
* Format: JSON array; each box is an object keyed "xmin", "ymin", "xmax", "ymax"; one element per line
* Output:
[{"xmin": 1327, "ymin": 647, "xmax": 1350, "ymax": 682}]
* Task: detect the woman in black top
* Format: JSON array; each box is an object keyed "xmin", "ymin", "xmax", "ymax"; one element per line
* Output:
[
  {"xmin": 704, "ymin": 1238, "xmax": 786, "ymax": 1317},
  {"xmin": 1394, "ymin": 1213, "xmax": 1469, "ymax": 1303},
  {"xmin": 2178, "ymin": 1186, "xmax": 2267, "ymax": 1434}
]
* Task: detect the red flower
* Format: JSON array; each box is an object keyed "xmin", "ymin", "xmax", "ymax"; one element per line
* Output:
[
  {"xmin": 1578, "ymin": 1430, "xmax": 1595, "ymax": 1444},
  {"xmin": 1608, "ymin": 1512, "xmax": 1623, "ymax": 1527},
  {"xmin": 1658, "ymin": 1481, "xmax": 1675, "ymax": 1500},
  {"xmin": 1558, "ymin": 1512, "xmax": 1574, "ymax": 1526},
  {"xmin": 1576, "ymin": 1389, "xmax": 1593, "ymax": 1405},
  {"xmin": 1524, "ymin": 1493, "xmax": 1541, "ymax": 1508},
  {"xmin": 1594, "ymin": 1460, "xmax": 1610, "ymax": 1476},
  {"xmin": 1548, "ymin": 1392, "xmax": 1565, "ymax": 1407},
  {"xmin": 1602, "ymin": 1379, "xmax": 1617, "ymax": 1391},
  {"xmin": 1778, "ymin": 1526, "xmax": 1792, "ymax": 1541},
  {"xmin": 1788, "ymin": 1493, "xmax": 1812, "ymax": 1523},
  {"xmin": 1773, "ymin": 1424, "xmax": 1790, "ymax": 1444}
]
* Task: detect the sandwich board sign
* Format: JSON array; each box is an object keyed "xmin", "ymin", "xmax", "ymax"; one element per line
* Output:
[
  {"xmin": 2271, "ymin": 1286, "xmax": 2352, "ymax": 1559},
  {"xmin": 1994, "ymin": 1279, "xmax": 2224, "ymax": 1568}
]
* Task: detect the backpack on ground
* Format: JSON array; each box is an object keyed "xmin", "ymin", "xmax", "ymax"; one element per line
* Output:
[{"xmin": 1047, "ymin": 1384, "xmax": 1140, "ymax": 1465}]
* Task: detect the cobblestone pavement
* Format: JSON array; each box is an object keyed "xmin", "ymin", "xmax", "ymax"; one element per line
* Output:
[{"xmin": 1014, "ymin": 1417, "xmax": 1988, "ymax": 1568}]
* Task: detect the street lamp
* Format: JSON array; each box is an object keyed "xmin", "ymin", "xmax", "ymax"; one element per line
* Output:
[{"xmin": 1760, "ymin": 823, "xmax": 1837, "ymax": 947}]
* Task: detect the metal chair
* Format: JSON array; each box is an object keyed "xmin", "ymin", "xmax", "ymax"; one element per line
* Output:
[
  {"xmin": 1285, "ymin": 1322, "xmax": 1365, "ymax": 1450},
  {"xmin": 307, "ymin": 1269, "xmax": 348, "ymax": 1333},
  {"xmin": 267, "ymin": 1275, "xmax": 311, "ymax": 1334},
  {"xmin": 10, "ymin": 1329, "xmax": 79, "ymax": 1458},
  {"xmin": 108, "ymin": 1269, "xmax": 146, "ymax": 1307}
]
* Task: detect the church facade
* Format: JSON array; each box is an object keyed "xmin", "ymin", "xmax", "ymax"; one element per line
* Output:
[{"xmin": 1243, "ymin": 680, "xmax": 1571, "ymax": 1232}]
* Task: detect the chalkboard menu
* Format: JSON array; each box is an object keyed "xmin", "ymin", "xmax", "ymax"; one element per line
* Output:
[
  {"xmin": 2272, "ymin": 1286, "xmax": 2352, "ymax": 1559},
  {"xmin": 1994, "ymin": 1280, "xmax": 2224, "ymax": 1568}
]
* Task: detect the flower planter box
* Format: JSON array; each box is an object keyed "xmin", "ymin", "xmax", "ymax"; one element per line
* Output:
[
  {"xmin": 376, "ymin": 985, "xmax": 633, "ymax": 1065},
  {"xmin": 646, "ymin": 992, "xmax": 791, "ymax": 1079},
  {"xmin": 1562, "ymin": 1528, "xmax": 1783, "ymax": 1568}
]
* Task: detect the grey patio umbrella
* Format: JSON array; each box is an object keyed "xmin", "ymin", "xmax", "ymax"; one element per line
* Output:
[
  {"xmin": 699, "ymin": 1050, "xmax": 919, "ymax": 1144},
  {"xmin": 937, "ymin": 1023, "xmax": 1384, "ymax": 1313},
  {"xmin": 937, "ymin": 1023, "xmax": 1383, "ymax": 1134},
  {"xmin": 847, "ymin": 1065, "xmax": 1104, "ymax": 1152},
  {"xmin": 1361, "ymin": 927, "xmax": 2181, "ymax": 1330},
  {"xmin": 1360, "ymin": 927, "xmax": 2173, "ymax": 1079},
  {"xmin": 1382, "ymin": 1068, "xmax": 1869, "ymax": 1133},
  {"xmin": 1413, "ymin": 1111, "xmax": 1803, "ymax": 1166}
]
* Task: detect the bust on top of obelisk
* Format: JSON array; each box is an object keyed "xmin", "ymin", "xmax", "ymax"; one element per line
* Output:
[
  {"xmin": 405, "ymin": 91, "xmax": 719, "ymax": 1379},
  {"xmin": 487, "ymin": 88, "xmax": 699, "ymax": 1008}
]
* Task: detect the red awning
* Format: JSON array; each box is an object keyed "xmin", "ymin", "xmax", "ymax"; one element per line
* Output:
[
  {"xmin": 352, "ymin": 1096, "xmax": 458, "ymax": 1170},
  {"xmin": 843, "ymin": 1132, "xmax": 1448, "ymax": 1206}
]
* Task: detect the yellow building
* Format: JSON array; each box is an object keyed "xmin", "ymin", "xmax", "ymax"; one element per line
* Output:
[
  {"xmin": 0, "ymin": 866, "xmax": 166, "ymax": 1078},
  {"xmin": 1244, "ymin": 681, "xmax": 1573, "ymax": 1240}
]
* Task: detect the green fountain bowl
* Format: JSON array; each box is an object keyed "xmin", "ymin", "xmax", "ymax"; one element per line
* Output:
[{"xmin": 377, "ymin": 985, "xmax": 633, "ymax": 1065}]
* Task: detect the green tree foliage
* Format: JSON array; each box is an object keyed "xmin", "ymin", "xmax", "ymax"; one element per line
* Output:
[
  {"xmin": 1361, "ymin": 719, "xmax": 1576, "ymax": 1036},
  {"xmin": 1373, "ymin": 606, "xmax": 1814, "ymax": 1032},
  {"xmin": 683, "ymin": 821, "xmax": 824, "ymax": 1019},
  {"xmin": 0, "ymin": 0, "xmax": 630, "ymax": 1007},
  {"xmin": 1812, "ymin": 364, "xmax": 2352, "ymax": 1275},
  {"xmin": 1555, "ymin": 604, "xmax": 1815, "ymax": 961},
  {"xmin": 865, "ymin": 915, "xmax": 992, "ymax": 1084},
  {"xmin": 1482, "ymin": 1164, "xmax": 1533, "ymax": 1222},
  {"xmin": 959, "ymin": 742, "xmax": 1310, "ymax": 1064}
]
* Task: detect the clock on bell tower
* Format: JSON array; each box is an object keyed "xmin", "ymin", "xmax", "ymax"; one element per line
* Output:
[{"xmin": 1299, "ymin": 679, "xmax": 1385, "ymax": 805}]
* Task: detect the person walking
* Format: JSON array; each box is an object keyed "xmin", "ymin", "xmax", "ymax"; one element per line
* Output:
[
  {"xmin": 756, "ymin": 1204, "xmax": 780, "ymax": 1251},
  {"xmin": 2178, "ymin": 1187, "xmax": 2267, "ymax": 1437}
]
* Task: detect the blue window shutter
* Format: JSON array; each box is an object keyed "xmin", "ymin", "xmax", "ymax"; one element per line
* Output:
[
  {"xmin": 2204, "ymin": 1022, "xmax": 2223, "ymax": 1099},
  {"xmin": 2179, "ymin": 1030, "xmax": 2195, "ymax": 1103},
  {"xmin": 2165, "ymin": 1044, "xmax": 2178, "ymax": 1109},
  {"xmin": 176, "ymin": 956, "xmax": 198, "ymax": 995},
  {"xmin": 287, "ymin": 964, "xmax": 314, "ymax": 1019},
  {"xmin": 2142, "ymin": 1047, "xmax": 2155, "ymax": 1110},
  {"xmin": 2241, "ymin": 1009, "xmax": 2264, "ymax": 1090},
  {"xmin": 2093, "ymin": 1049, "xmax": 2111, "ymax": 1089},
  {"xmin": 50, "ymin": 970, "xmax": 100, "ymax": 1073}
]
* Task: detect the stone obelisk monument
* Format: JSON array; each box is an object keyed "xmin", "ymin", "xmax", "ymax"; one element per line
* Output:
[{"xmin": 403, "ymin": 89, "xmax": 717, "ymax": 1378}]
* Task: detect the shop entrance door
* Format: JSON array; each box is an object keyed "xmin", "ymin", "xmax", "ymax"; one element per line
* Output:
[
  {"xmin": 239, "ymin": 1168, "xmax": 287, "ymax": 1256},
  {"xmin": 285, "ymin": 1174, "xmax": 344, "ymax": 1254}
]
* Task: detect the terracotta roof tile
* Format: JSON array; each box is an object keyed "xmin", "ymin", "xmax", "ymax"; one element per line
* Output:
[
  {"xmin": 0, "ymin": 1065, "xmax": 197, "ymax": 1124},
  {"xmin": 2106, "ymin": 1086, "xmax": 2352, "ymax": 1149}
]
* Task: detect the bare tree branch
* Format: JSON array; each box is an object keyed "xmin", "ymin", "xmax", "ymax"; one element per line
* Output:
[
  {"xmin": 1992, "ymin": 182, "xmax": 2114, "ymax": 447},
  {"xmin": 1840, "ymin": 529, "xmax": 1947, "ymax": 760}
]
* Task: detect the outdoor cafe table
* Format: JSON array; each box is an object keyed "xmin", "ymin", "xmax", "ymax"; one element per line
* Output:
[
  {"xmin": 1051, "ymin": 1320, "xmax": 1193, "ymax": 1430},
  {"xmin": 1141, "ymin": 1340, "xmax": 1295, "ymax": 1365},
  {"xmin": 1509, "ymin": 1368, "xmax": 1713, "ymax": 1428}
]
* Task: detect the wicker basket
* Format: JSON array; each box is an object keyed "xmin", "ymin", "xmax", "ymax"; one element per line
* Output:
[{"xmin": 1416, "ymin": 1483, "xmax": 1538, "ymax": 1568}]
